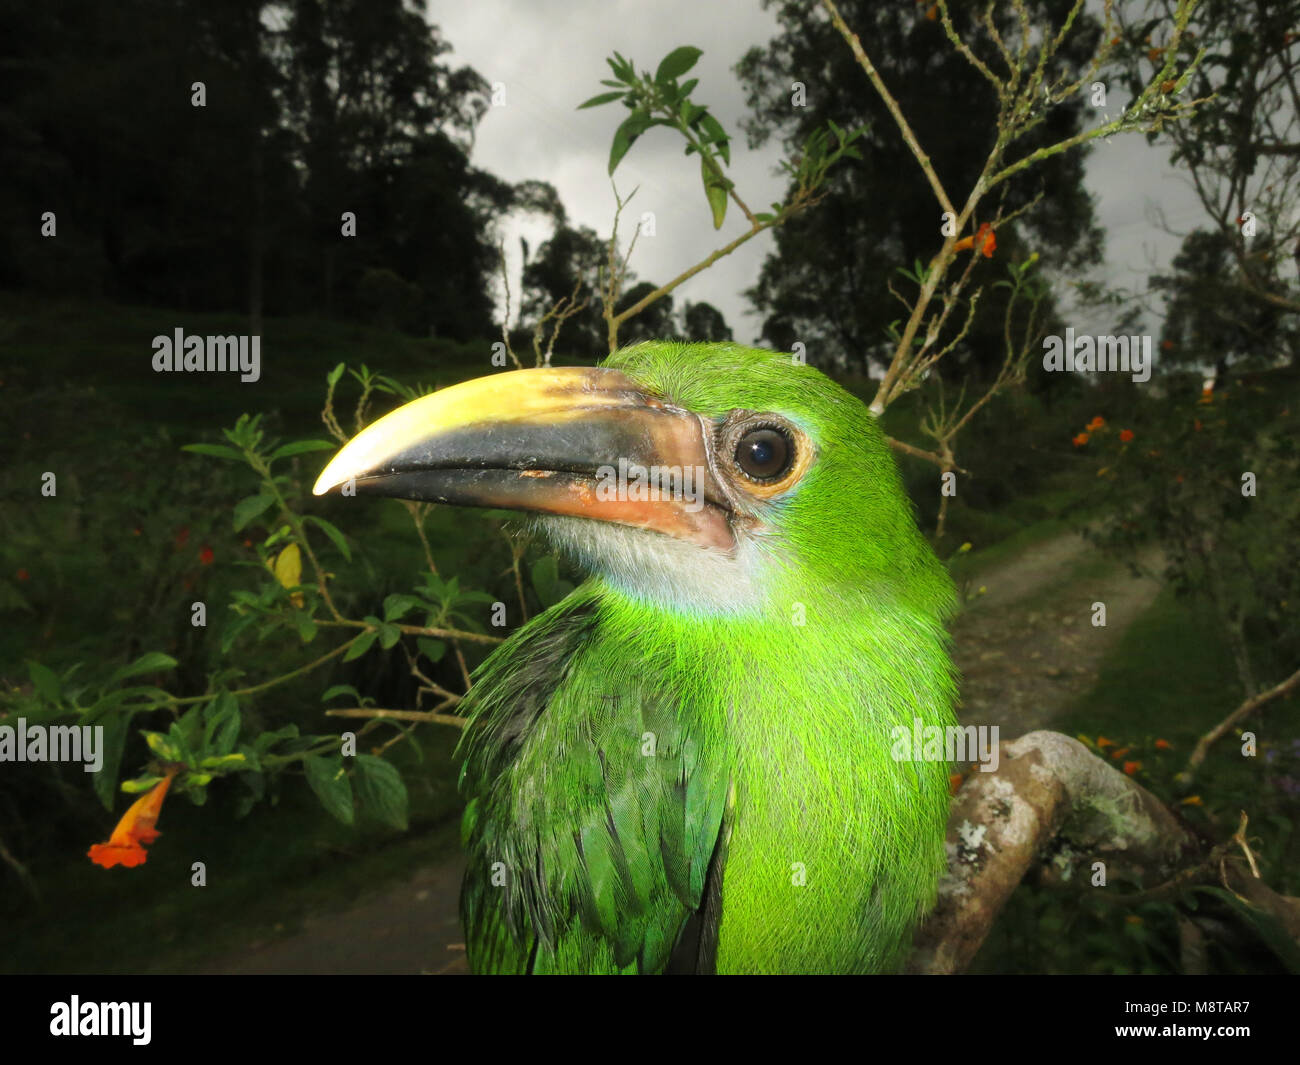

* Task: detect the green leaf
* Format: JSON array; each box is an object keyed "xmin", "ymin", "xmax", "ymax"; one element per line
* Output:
[
  {"xmin": 701, "ymin": 156, "xmax": 728, "ymax": 230},
  {"xmin": 28, "ymin": 661, "xmax": 61, "ymax": 702},
  {"xmin": 453, "ymin": 590, "xmax": 496, "ymax": 606},
  {"xmin": 235, "ymin": 744, "xmax": 263, "ymax": 772},
  {"xmin": 220, "ymin": 613, "xmax": 259, "ymax": 654},
  {"xmin": 609, "ymin": 111, "xmax": 652, "ymax": 174},
  {"xmin": 108, "ymin": 652, "xmax": 178, "ymax": 688},
  {"xmin": 233, "ymin": 492, "xmax": 276, "ymax": 532},
  {"xmin": 199, "ymin": 753, "xmax": 247, "ymax": 770},
  {"xmin": 417, "ymin": 638, "xmax": 446, "ymax": 663},
  {"xmin": 383, "ymin": 593, "xmax": 421, "ymax": 622},
  {"xmin": 354, "ymin": 754, "xmax": 409, "ymax": 831},
  {"xmin": 655, "ymin": 46, "xmax": 703, "ymax": 84},
  {"xmin": 93, "ymin": 712, "xmax": 135, "ymax": 810},
  {"xmin": 120, "ymin": 774, "xmax": 165, "ymax": 794},
  {"xmin": 344, "ymin": 630, "xmax": 378, "ymax": 661},
  {"xmin": 304, "ymin": 515, "xmax": 352, "ymax": 561},
  {"xmin": 578, "ymin": 90, "xmax": 626, "ymax": 109},
  {"xmin": 303, "ymin": 755, "xmax": 354, "ymax": 825},
  {"xmin": 378, "ymin": 623, "xmax": 401, "ymax": 650},
  {"xmin": 610, "ymin": 51, "xmax": 634, "ymax": 80},
  {"xmin": 326, "ymin": 362, "xmax": 346, "ymax": 387},
  {"xmin": 182, "ymin": 443, "xmax": 245, "ymax": 461},
  {"xmin": 322, "ymin": 684, "xmax": 362, "ymax": 704},
  {"xmin": 142, "ymin": 730, "xmax": 182, "ymax": 762},
  {"xmin": 175, "ymin": 705, "xmax": 203, "ymax": 750},
  {"xmin": 700, "ymin": 113, "xmax": 730, "ymax": 165},
  {"xmin": 254, "ymin": 724, "xmax": 299, "ymax": 755},
  {"xmin": 268, "ymin": 439, "xmax": 337, "ymax": 461},
  {"xmin": 293, "ymin": 614, "xmax": 317, "ymax": 644},
  {"xmin": 203, "ymin": 693, "xmax": 241, "ymax": 756}
]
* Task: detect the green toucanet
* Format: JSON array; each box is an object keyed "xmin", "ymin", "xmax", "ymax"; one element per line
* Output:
[{"xmin": 314, "ymin": 342, "xmax": 957, "ymax": 974}]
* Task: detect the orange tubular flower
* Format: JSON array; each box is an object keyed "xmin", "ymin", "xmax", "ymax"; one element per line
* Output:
[
  {"xmin": 1119, "ymin": 429, "xmax": 1134, "ymax": 443},
  {"xmin": 1072, "ymin": 432, "xmax": 1090, "ymax": 447},
  {"xmin": 1096, "ymin": 735, "xmax": 1114, "ymax": 748},
  {"xmin": 88, "ymin": 768, "xmax": 178, "ymax": 869},
  {"xmin": 1123, "ymin": 761, "xmax": 1141, "ymax": 776},
  {"xmin": 953, "ymin": 222, "xmax": 996, "ymax": 257},
  {"xmin": 1154, "ymin": 738, "xmax": 1172, "ymax": 750},
  {"xmin": 1087, "ymin": 416, "xmax": 1106, "ymax": 431}
]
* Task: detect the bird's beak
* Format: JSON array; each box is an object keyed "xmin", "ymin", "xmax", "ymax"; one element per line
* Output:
[{"xmin": 312, "ymin": 367, "xmax": 734, "ymax": 550}]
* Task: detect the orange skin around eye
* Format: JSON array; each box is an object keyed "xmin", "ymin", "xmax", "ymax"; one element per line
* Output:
[{"xmin": 88, "ymin": 767, "xmax": 178, "ymax": 869}]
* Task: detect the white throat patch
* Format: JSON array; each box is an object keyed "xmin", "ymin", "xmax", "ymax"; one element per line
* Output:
[{"xmin": 536, "ymin": 515, "xmax": 776, "ymax": 616}]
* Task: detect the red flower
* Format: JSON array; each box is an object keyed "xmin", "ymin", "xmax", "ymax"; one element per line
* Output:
[
  {"xmin": 16, "ymin": 568, "xmax": 29, "ymax": 582},
  {"xmin": 199, "ymin": 545, "xmax": 214, "ymax": 566},
  {"xmin": 175, "ymin": 526, "xmax": 191, "ymax": 549},
  {"xmin": 1193, "ymin": 419, "xmax": 1202, "ymax": 431},
  {"xmin": 1072, "ymin": 432, "xmax": 1090, "ymax": 447},
  {"xmin": 1119, "ymin": 429, "xmax": 1134, "ymax": 443},
  {"xmin": 1154, "ymin": 738, "xmax": 1172, "ymax": 750},
  {"xmin": 88, "ymin": 769, "xmax": 178, "ymax": 869},
  {"xmin": 1161, "ymin": 340, "xmax": 1174, "ymax": 351},
  {"xmin": 132, "ymin": 527, "xmax": 142, "ymax": 536},
  {"xmin": 1123, "ymin": 761, "xmax": 1141, "ymax": 776}
]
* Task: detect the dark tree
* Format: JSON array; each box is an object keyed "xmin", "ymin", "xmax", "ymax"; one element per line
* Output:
[{"xmin": 735, "ymin": 0, "xmax": 1103, "ymax": 378}]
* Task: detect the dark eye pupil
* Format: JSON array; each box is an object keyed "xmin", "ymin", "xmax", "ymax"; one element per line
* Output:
[{"xmin": 735, "ymin": 428, "xmax": 792, "ymax": 481}]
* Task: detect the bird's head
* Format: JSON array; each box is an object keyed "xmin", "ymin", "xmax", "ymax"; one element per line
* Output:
[{"xmin": 314, "ymin": 342, "xmax": 950, "ymax": 619}]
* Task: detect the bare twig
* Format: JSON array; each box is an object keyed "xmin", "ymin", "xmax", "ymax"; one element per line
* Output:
[{"xmin": 1183, "ymin": 665, "xmax": 1300, "ymax": 779}]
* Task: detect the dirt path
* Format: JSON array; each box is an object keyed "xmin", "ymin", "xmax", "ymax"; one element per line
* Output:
[
  {"xmin": 197, "ymin": 530, "xmax": 1159, "ymax": 974},
  {"xmin": 950, "ymin": 532, "xmax": 1161, "ymax": 739},
  {"xmin": 196, "ymin": 849, "xmax": 470, "ymax": 974}
]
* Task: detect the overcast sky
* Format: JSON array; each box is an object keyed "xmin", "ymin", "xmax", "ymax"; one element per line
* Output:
[{"xmin": 433, "ymin": 0, "xmax": 1204, "ymax": 347}]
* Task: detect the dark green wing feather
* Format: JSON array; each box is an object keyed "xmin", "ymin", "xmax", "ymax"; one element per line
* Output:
[{"xmin": 456, "ymin": 586, "xmax": 728, "ymax": 974}]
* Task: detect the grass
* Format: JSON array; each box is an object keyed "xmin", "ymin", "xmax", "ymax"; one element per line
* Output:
[{"xmin": 1057, "ymin": 587, "xmax": 1241, "ymax": 742}]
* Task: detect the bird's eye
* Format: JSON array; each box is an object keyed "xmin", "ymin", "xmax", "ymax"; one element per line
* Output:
[{"xmin": 734, "ymin": 426, "xmax": 794, "ymax": 482}]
